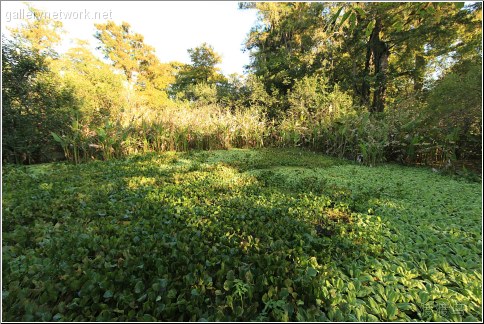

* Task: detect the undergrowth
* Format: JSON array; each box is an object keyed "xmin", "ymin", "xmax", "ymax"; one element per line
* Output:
[{"xmin": 2, "ymin": 149, "xmax": 482, "ymax": 321}]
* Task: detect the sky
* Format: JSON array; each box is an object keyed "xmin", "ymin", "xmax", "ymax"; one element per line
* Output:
[{"xmin": 1, "ymin": 1, "xmax": 259, "ymax": 76}]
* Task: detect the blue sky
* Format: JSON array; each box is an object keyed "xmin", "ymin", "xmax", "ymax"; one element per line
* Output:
[{"xmin": 1, "ymin": 1, "xmax": 259, "ymax": 75}]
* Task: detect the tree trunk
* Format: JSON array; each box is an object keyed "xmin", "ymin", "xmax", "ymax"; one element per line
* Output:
[
  {"xmin": 413, "ymin": 52, "xmax": 425, "ymax": 92},
  {"xmin": 369, "ymin": 18, "xmax": 389, "ymax": 113},
  {"xmin": 354, "ymin": 10, "xmax": 371, "ymax": 108},
  {"xmin": 361, "ymin": 42, "xmax": 372, "ymax": 107}
]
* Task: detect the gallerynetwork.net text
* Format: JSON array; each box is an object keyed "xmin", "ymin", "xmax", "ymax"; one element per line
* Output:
[{"xmin": 5, "ymin": 9, "xmax": 113, "ymax": 22}]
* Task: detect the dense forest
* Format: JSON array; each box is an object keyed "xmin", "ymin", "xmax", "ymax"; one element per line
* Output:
[
  {"xmin": 2, "ymin": 2, "xmax": 483, "ymax": 322},
  {"xmin": 2, "ymin": 2, "xmax": 482, "ymax": 170}
]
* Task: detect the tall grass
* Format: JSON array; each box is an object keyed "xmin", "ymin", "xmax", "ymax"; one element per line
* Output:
[
  {"xmin": 53, "ymin": 96, "xmax": 474, "ymax": 172},
  {"xmin": 55, "ymin": 103, "xmax": 268, "ymax": 163},
  {"xmin": 276, "ymin": 100, "xmax": 464, "ymax": 168}
]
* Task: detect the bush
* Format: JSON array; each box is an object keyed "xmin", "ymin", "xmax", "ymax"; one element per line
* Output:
[
  {"xmin": 2, "ymin": 40, "xmax": 77, "ymax": 164},
  {"xmin": 287, "ymin": 76, "xmax": 328, "ymax": 117},
  {"xmin": 57, "ymin": 46, "xmax": 129, "ymax": 127},
  {"xmin": 424, "ymin": 60, "xmax": 482, "ymax": 161},
  {"xmin": 280, "ymin": 80, "xmax": 359, "ymax": 159}
]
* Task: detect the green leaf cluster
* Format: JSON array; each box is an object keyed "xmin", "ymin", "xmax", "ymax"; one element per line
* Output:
[{"xmin": 2, "ymin": 149, "xmax": 481, "ymax": 321}]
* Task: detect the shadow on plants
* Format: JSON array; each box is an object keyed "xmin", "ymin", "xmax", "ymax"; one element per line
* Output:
[{"xmin": 2, "ymin": 149, "xmax": 481, "ymax": 321}]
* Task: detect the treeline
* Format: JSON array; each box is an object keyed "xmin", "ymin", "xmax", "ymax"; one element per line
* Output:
[{"xmin": 2, "ymin": 3, "xmax": 482, "ymax": 171}]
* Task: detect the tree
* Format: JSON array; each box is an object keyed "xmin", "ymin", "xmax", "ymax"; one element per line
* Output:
[
  {"xmin": 2, "ymin": 7, "xmax": 75, "ymax": 163},
  {"xmin": 187, "ymin": 42, "xmax": 223, "ymax": 83},
  {"xmin": 172, "ymin": 43, "xmax": 226, "ymax": 101},
  {"xmin": 55, "ymin": 40, "xmax": 128, "ymax": 125},
  {"xmin": 8, "ymin": 3, "xmax": 63, "ymax": 56},
  {"xmin": 95, "ymin": 21, "xmax": 144, "ymax": 82},
  {"xmin": 94, "ymin": 21, "xmax": 172, "ymax": 106},
  {"xmin": 329, "ymin": 2, "xmax": 478, "ymax": 112},
  {"xmin": 243, "ymin": 1, "xmax": 480, "ymax": 114},
  {"xmin": 242, "ymin": 2, "xmax": 329, "ymax": 100},
  {"xmin": 216, "ymin": 73, "xmax": 247, "ymax": 108},
  {"xmin": 425, "ymin": 59, "xmax": 482, "ymax": 160}
]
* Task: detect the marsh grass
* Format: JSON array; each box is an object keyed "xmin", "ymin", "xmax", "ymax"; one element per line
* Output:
[
  {"xmin": 55, "ymin": 104, "xmax": 268, "ymax": 163},
  {"xmin": 52, "ymin": 100, "xmax": 476, "ymax": 175}
]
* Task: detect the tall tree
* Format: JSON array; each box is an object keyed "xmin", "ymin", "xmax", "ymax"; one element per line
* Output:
[
  {"xmin": 243, "ymin": 2, "xmax": 480, "ymax": 113},
  {"xmin": 94, "ymin": 21, "xmax": 172, "ymax": 106},
  {"xmin": 242, "ymin": 2, "xmax": 329, "ymax": 98},
  {"xmin": 8, "ymin": 3, "xmax": 63, "ymax": 56},
  {"xmin": 330, "ymin": 2, "xmax": 477, "ymax": 112},
  {"xmin": 172, "ymin": 43, "xmax": 226, "ymax": 100},
  {"xmin": 95, "ymin": 21, "xmax": 145, "ymax": 82},
  {"xmin": 187, "ymin": 42, "xmax": 223, "ymax": 83},
  {"xmin": 175, "ymin": 42, "xmax": 224, "ymax": 85}
]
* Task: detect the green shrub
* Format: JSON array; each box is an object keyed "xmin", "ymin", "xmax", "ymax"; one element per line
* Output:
[
  {"xmin": 2, "ymin": 39, "xmax": 76, "ymax": 164},
  {"xmin": 424, "ymin": 60, "xmax": 482, "ymax": 162}
]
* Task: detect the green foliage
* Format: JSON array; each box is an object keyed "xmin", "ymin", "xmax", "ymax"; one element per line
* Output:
[
  {"xmin": 184, "ymin": 83, "xmax": 219, "ymax": 105},
  {"xmin": 2, "ymin": 7, "xmax": 71, "ymax": 164},
  {"xmin": 94, "ymin": 21, "xmax": 171, "ymax": 106},
  {"xmin": 287, "ymin": 76, "xmax": 328, "ymax": 116},
  {"xmin": 2, "ymin": 2, "xmax": 481, "ymax": 174},
  {"xmin": 287, "ymin": 76, "xmax": 354, "ymax": 122},
  {"xmin": 2, "ymin": 37, "xmax": 76, "ymax": 164},
  {"xmin": 424, "ymin": 60, "xmax": 482, "ymax": 161},
  {"xmin": 244, "ymin": 2, "xmax": 481, "ymax": 114},
  {"xmin": 51, "ymin": 118, "xmax": 83, "ymax": 165},
  {"xmin": 243, "ymin": 74, "xmax": 279, "ymax": 116},
  {"xmin": 94, "ymin": 21, "xmax": 149, "ymax": 82},
  {"xmin": 171, "ymin": 43, "xmax": 226, "ymax": 101},
  {"xmin": 56, "ymin": 40, "xmax": 128, "ymax": 126},
  {"xmin": 215, "ymin": 73, "xmax": 249, "ymax": 109},
  {"xmin": 2, "ymin": 149, "xmax": 481, "ymax": 321},
  {"xmin": 187, "ymin": 42, "xmax": 223, "ymax": 81},
  {"xmin": 243, "ymin": 2, "xmax": 329, "ymax": 99},
  {"xmin": 50, "ymin": 103, "xmax": 269, "ymax": 163}
]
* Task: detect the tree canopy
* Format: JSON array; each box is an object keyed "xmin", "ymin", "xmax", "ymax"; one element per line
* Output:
[{"xmin": 2, "ymin": 2, "xmax": 481, "ymax": 167}]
